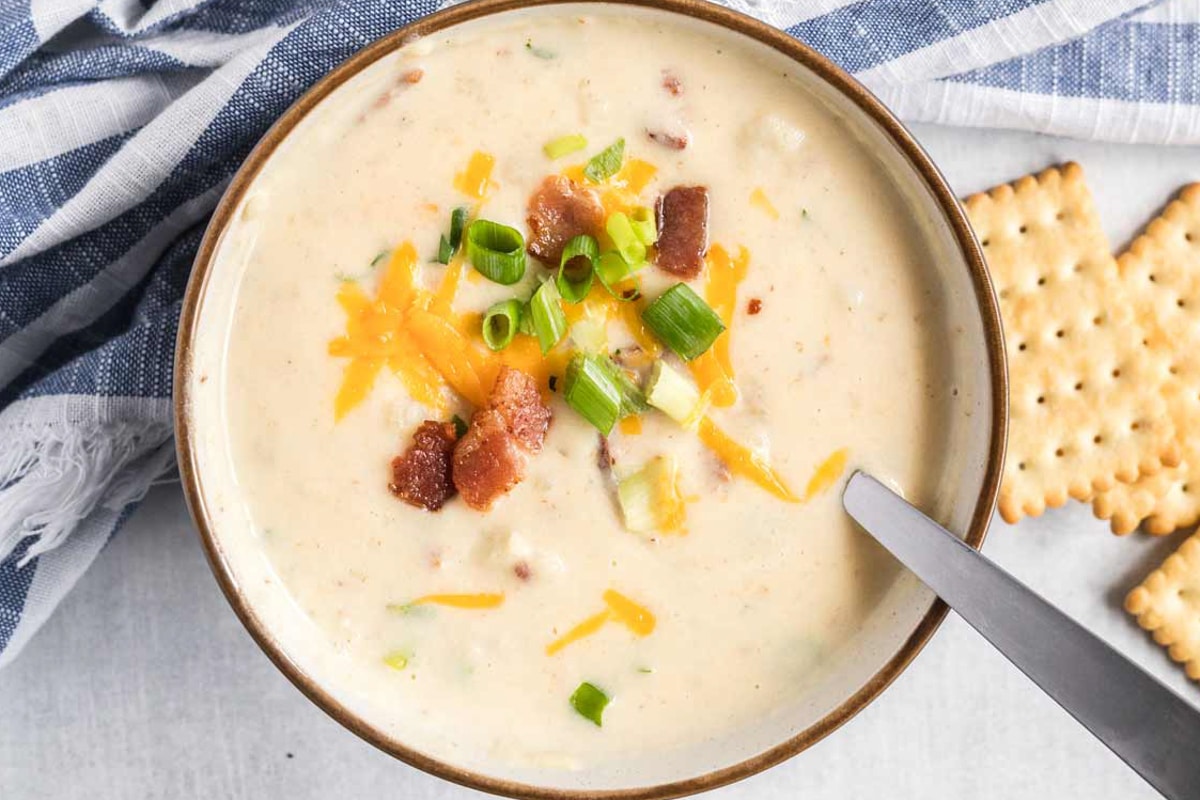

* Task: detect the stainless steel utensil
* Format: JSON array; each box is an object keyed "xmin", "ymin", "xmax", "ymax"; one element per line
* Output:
[{"xmin": 843, "ymin": 471, "xmax": 1200, "ymax": 800}]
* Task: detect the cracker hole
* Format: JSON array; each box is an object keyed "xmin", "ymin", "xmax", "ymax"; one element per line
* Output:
[
  {"xmin": 1093, "ymin": 434, "xmax": 1103, "ymax": 445},
  {"xmin": 1037, "ymin": 276, "xmax": 1047, "ymax": 286},
  {"xmin": 1055, "ymin": 329, "xmax": 1065, "ymax": 339},
  {"xmin": 1037, "ymin": 395, "xmax": 1045, "ymax": 404},
  {"xmin": 1054, "ymin": 448, "xmax": 1064, "ymax": 458},
  {"xmin": 1179, "ymin": 298, "xmax": 1188, "ymax": 309},
  {"xmin": 1056, "ymin": 212, "xmax": 1064, "ymax": 221},
  {"xmin": 1150, "ymin": 273, "xmax": 1158, "ymax": 283},
  {"xmin": 1017, "ymin": 462, "xmax": 1026, "ymax": 471},
  {"xmin": 1112, "ymin": 368, "xmax": 1122, "ymax": 378},
  {"xmin": 1187, "ymin": 232, "xmax": 1194, "ymax": 243},
  {"xmin": 981, "ymin": 238, "xmax": 990, "ymax": 248},
  {"xmin": 1018, "ymin": 342, "xmax": 1027, "ymax": 352},
  {"xmin": 1183, "ymin": 484, "xmax": 1191, "ymax": 493},
  {"xmin": 1170, "ymin": 365, "xmax": 1179, "ymax": 375},
  {"xmin": 1019, "ymin": 225, "xmax": 1028, "ymax": 234},
  {"xmin": 1131, "ymin": 421, "xmax": 1141, "ymax": 432},
  {"xmin": 1073, "ymin": 263, "xmax": 1082, "ymax": 273},
  {"xmin": 1093, "ymin": 315, "xmax": 1103, "ymax": 326},
  {"xmin": 1074, "ymin": 382, "xmax": 1083, "ymax": 391}
]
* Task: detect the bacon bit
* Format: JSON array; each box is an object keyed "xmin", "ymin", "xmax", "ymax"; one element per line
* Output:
[
  {"xmin": 453, "ymin": 411, "xmax": 525, "ymax": 511},
  {"xmin": 401, "ymin": 68, "xmax": 424, "ymax": 84},
  {"xmin": 514, "ymin": 561, "xmax": 532, "ymax": 581},
  {"xmin": 647, "ymin": 129, "xmax": 689, "ymax": 150},
  {"xmin": 597, "ymin": 435, "xmax": 614, "ymax": 472},
  {"xmin": 662, "ymin": 70, "xmax": 683, "ymax": 96},
  {"xmin": 389, "ymin": 421, "xmax": 459, "ymax": 511},
  {"xmin": 748, "ymin": 298, "xmax": 763, "ymax": 315},
  {"xmin": 489, "ymin": 366, "xmax": 551, "ymax": 453},
  {"xmin": 526, "ymin": 175, "xmax": 606, "ymax": 265},
  {"xmin": 655, "ymin": 186, "xmax": 709, "ymax": 279},
  {"xmin": 452, "ymin": 368, "xmax": 552, "ymax": 510}
]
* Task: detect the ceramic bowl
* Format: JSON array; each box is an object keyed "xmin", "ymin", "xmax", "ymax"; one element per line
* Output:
[{"xmin": 175, "ymin": 1, "xmax": 1007, "ymax": 797}]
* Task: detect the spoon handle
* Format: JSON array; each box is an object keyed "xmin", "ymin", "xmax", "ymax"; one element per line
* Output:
[{"xmin": 843, "ymin": 471, "xmax": 1200, "ymax": 800}]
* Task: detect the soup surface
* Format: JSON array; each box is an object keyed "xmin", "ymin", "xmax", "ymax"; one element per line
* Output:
[{"xmin": 203, "ymin": 7, "xmax": 956, "ymax": 771}]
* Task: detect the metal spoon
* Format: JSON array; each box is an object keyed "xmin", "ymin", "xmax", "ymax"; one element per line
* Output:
[{"xmin": 843, "ymin": 471, "xmax": 1200, "ymax": 800}]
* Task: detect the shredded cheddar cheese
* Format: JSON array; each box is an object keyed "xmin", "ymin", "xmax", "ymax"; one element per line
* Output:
[
  {"xmin": 545, "ymin": 590, "xmax": 656, "ymax": 656},
  {"xmin": 803, "ymin": 448, "xmax": 849, "ymax": 502},
  {"xmin": 689, "ymin": 245, "xmax": 749, "ymax": 408},
  {"xmin": 408, "ymin": 593, "xmax": 506, "ymax": 609},
  {"xmin": 618, "ymin": 416, "xmax": 643, "ymax": 435},
  {"xmin": 749, "ymin": 187, "xmax": 780, "ymax": 220},
  {"xmin": 454, "ymin": 150, "xmax": 496, "ymax": 199},
  {"xmin": 697, "ymin": 417, "xmax": 798, "ymax": 503}
]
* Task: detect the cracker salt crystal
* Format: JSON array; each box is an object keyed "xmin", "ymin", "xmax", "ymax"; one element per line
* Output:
[
  {"xmin": 1093, "ymin": 185, "xmax": 1200, "ymax": 535},
  {"xmin": 965, "ymin": 163, "xmax": 1179, "ymax": 524},
  {"xmin": 1126, "ymin": 533, "xmax": 1200, "ymax": 681}
]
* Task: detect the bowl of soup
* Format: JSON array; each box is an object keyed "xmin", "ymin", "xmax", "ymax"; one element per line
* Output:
[{"xmin": 176, "ymin": 0, "xmax": 1006, "ymax": 796}]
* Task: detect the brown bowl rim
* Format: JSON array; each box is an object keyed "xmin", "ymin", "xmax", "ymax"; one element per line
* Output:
[{"xmin": 174, "ymin": 1, "xmax": 1008, "ymax": 797}]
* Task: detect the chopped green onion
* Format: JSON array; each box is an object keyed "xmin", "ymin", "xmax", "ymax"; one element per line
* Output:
[
  {"xmin": 584, "ymin": 138, "xmax": 625, "ymax": 183},
  {"xmin": 370, "ymin": 250, "xmax": 390, "ymax": 267},
  {"xmin": 642, "ymin": 283, "xmax": 726, "ymax": 361},
  {"xmin": 636, "ymin": 666, "xmax": 655, "ymax": 674},
  {"xmin": 606, "ymin": 212, "xmax": 646, "ymax": 265},
  {"xmin": 435, "ymin": 207, "xmax": 470, "ymax": 264},
  {"xmin": 557, "ymin": 235, "xmax": 598, "ymax": 303},
  {"xmin": 449, "ymin": 207, "xmax": 468, "ymax": 249},
  {"xmin": 451, "ymin": 414, "xmax": 468, "ymax": 438},
  {"xmin": 569, "ymin": 681, "xmax": 610, "ymax": 727},
  {"xmin": 544, "ymin": 134, "xmax": 588, "ymax": 160},
  {"xmin": 617, "ymin": 455, "xmax": 686, "ymax": 534},
  {"xmin": 645, "ymin": 361, "xmax": 701, "ymax": 425},
  {"xmin": 518, "ymin": 300, "xmax": 536, "ymax": 336},
  {"xmin": 597, "ymin": 356, "xmax": 648, "ymax": 417},
  {"xmin": 482, "ymin": 299, "xmax": 523, "ymax": 351},
  {"xmin": 595, "ymin": 252, "xmax": 642, "ymax": 302},
  {"xmin": 525, "ymin": 40, "xmax": 556, "ymax": 59},
  {"xmin": 383, "ymin": 651, "xmax": 409, "ymax": 670},
  {"xmin": 564, "ymin": 354, "xmax": 623, "ymax": 434},
  {"xmin": 629, "ymin": 206, "xmax": 657, "ymax": 245},
  {"xmin": 530, "ymin": 280, "xmax": 568, "ymax": 354},
  {"xmin": 466, "ymin": 219, "xmax": 526, "ymax": 284}
]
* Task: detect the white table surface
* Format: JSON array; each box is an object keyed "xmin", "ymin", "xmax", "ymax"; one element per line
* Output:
[{"xmin": 4, "ymin": 123, "xmax": 1200, "ymax": 800}]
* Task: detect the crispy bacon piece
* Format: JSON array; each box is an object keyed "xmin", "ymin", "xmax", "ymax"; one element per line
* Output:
[
  {"xmin": 647, "ymin": 129, "xmax": 689, "ymax": 150},
  {"xmin": 453, "ymin": 411, "xmax": 525, "ymax": 511},
  {"xmin": 654, "ymin": 186, "xmax": 709, "ymax": 279},
  {"xmin": 389, "ymin": 421, "xmax": 459, "ymax": 511},
  {"xmin": 489, "ymin": 366, "xmax": 551, "ymax": 453},
  {"xmin": 526, "ymin": 175, "xmax": 605, "ymax": 265},
  {"xmin": 597, "ymin": 435, "xmax": 614, "ymax": 472},
  {"xmin": 662, "ymin": 71, "xmax": 683, "ymax": 96},
  {"xmin": 452, "ymin": 367, "xmax": 552, "ymax": 510},
  {"xmin": 401, "ymin": 68, "xmax": 424, "ymax": 84},
  {"xmin": 513, "ymin": 560, "xmax": 532, "ymax": 581},
  {"xmin": 748, "ymin": 298, "xmax": 763, "ymax": 315}
]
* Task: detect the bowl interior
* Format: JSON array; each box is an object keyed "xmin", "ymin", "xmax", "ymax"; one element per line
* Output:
[{"xmin": 178, "ymin": 2, "xmax": 1002, "ymax": 796}]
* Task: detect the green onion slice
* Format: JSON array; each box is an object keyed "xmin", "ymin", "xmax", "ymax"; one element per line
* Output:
[
  {"xmin": 642, "ymin": 283, "xmax": 726, "ymax": 361},
  {"xmin": 597, "ymin": 355, "xmax": 648, "ymax": 416},
  {"xmin": 606, "ymin": 212, "xmax": 647, "ymax": 265},
  {"xmin": 482, "ymin": 299, "xmax": 523, "ymax": 351},
  {"xmin": 449, "ymin": 207, "xmax": 468, "ymax": 249},
  {"xmin": 645, "ymin": 360, "xmax": 702, "ymax": 425},
  {"xmin": 557, "ymin": 235, "xmax": 598, "ymax": 303},
  {"xmin": 617, "ymin": 455, "xmax": 686, "ymax": 534},
  {"xmin": 466, "ymin": 219, "xmax": 527, "ymax": 284},
  {"xmin": 383, "ymin": 651, "xmax": 409, "ymax": 671},
  {"xmin": 595, "ymin": 252, "xmax": 642, "ymax": 302},
  {"xmin": 530, "ymin": 280, "xmax": 568, "ymax": 354},
  {"xmin": 570, "ymin": 681, "xmax": 610, "ymax": 727},
  {"xmin": 544, "ymin": 134, "xmax": 588, "ymax": 160},
  {"xmin": 630, "ymin": 206, "xmax": 657, "ymax": 245},
  {"xmin": 370, "ymin": 249, "xmax": 390, "ymax": 267},
  {"xmin": 583, "ymin": 138, "xmax": 625, "ymax": 183},
  {"xmin": 564, "ymin": 354, "xmax": 623, "ymax": 434},
  {"xmin": 436, "ymin": 235, "xmax": 453, "ymax": 265},
  {"xmin": 518, "ymin": 300, "xmax": 535, "ymax": 336}
]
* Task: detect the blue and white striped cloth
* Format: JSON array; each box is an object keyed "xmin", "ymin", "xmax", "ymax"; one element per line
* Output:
[{"xmin": 2, "ymin": 0, "xmax": 1198, "ymax": 667}]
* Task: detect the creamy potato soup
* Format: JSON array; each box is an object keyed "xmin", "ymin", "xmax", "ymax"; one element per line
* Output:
[{"xmin": 199, "ymin": 7, "xmax": 959, "ymax": 773}]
